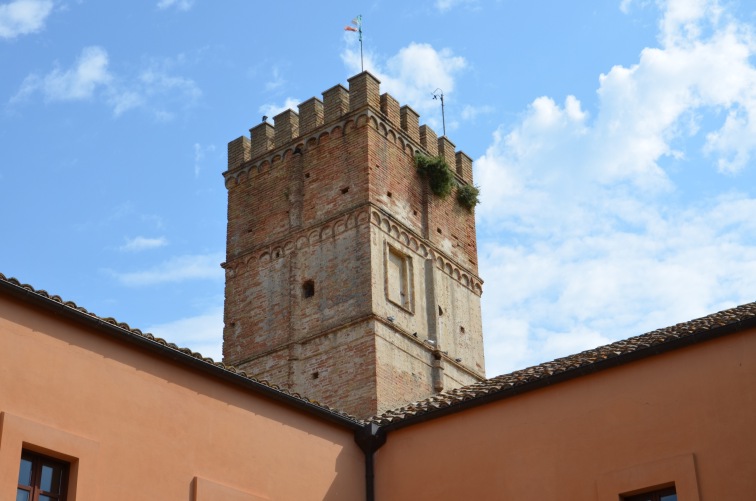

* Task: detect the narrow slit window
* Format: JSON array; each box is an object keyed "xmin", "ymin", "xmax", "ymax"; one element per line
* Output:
[{"xmin": 303, "ymin": 279, "xmax": 315, "ymax": 298}]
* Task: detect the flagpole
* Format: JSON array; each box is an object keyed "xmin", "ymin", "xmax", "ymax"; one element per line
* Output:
[{"xmin": 345, "ymin": 15, "xmax": 364, "ymax": 72}]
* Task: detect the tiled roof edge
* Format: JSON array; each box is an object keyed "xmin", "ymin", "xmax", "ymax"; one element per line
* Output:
[
  {"xmin": 371, "ymin": 301, "xmax": 756, "ymax": 428},
  {"xmin": 0, "ymin": 272, "xmax": 364, "ymax": 428}
]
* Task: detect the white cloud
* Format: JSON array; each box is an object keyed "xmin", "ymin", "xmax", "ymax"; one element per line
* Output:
[
  {"xmin": 11, "ymin": 48, "xmax": 202, "ymax": 119},
  {"xmin": 434, "ymin": 0, "xmax": 478, "ymax": 13},
  {"xmin": 193, "ymin": 142, "xmax": 215, "ymax": 178},
  {"xmin": 146, "ymin": 305, "xmax": 223, "ymax": 361},
  {"xmin": 341, "ymin": 41, "xmax": 466, "ymax": 128},
  {"xmin": 120, "ymin": 236, "xmax": 168, "ymax": 252},
  {"xmin": 259, "ymin": 97, "xmax": 300, "ymax": 120},
  {"xmin": 461, "ymin": 104, "xmax": 494, "ymax": 121},
  {"xmin": 12, "ymin": 46, "xmax": 111, "ymax": 102},
  {"xmin": 157, "ymin": 0, "xmax": 193, "ymax": 11},
  {"xmin": 110, "ymin": 252, "xmax": 224, "ymax": 286},
  {"xmin": 477, "ymin": 0, "xmax": 756, "ymax": 376},
  {"xmin": 0, "ymin": 0, "xmax": 52, "ymax": 39},
  {"xmin": 265, "ymin": 66, "xmax": 285, "ymax": 92}
]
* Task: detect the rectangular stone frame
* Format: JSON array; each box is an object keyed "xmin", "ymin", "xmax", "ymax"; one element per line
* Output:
[
  {"xmin": 0, "ymin": 412, "xmax": 100, "ymax": 500},
  {"xmin": 384, "ymin": 241, "xmax": 414, "ymax": 313},
  {"xmin": 596, "ymin": 453, "xmax": 701, "ymax": 501}
]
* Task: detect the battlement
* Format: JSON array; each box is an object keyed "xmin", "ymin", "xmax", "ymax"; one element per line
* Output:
[{"xmin": 226, "ymin": 71, "xmax": 474, "ymax": 184}]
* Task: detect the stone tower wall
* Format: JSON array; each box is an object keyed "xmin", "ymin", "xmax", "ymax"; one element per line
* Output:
[{"xmin": 223, "ymin": 72, "xmax": 484, "ymax": 418}]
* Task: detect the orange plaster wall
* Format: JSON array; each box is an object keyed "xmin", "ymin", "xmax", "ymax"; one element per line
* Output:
[
  {"xmin": 0, "ymin": 295, "xmax": 364, "ymax": 501},
  {"xmin": 375, "ymin": 328, "xmax": 756, "ymax": 500}
]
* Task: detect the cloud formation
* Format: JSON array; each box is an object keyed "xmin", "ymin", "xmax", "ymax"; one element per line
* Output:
[
  {"xmin": 110, "ymin": 252, "xmax": 224, "ymax": 286},
  {"xmin": 156, "ymin": 0, "xmax": 193, "ymax": 12},
  {"xmin": 258, "ymin": 97, "xmax": 300, "ymax": 121},
  {"xmin": 434, "ymin": 0, "xmax": 478, "ymax": 13},
  {"xmin": 13, "ymin": 46, "xmax": 111, "ymax": 102},
  {"xmin": 342, "ymin": 41, "xmax": 466, "ymax": 124},
  {"xmin": 146, "ymin": 305, "xmax": 224, "ymax": 361},
  {"xmin": 120, "ymin": 236, "xmax": 169, "ymax": 252},
  {"xmin": 10, "ymin": 46, "xmax": 202, "ymax": 119},
  {"xmin": 0, "ymin": 0, "xmax": 52, "ymax": 39},
  {"xmin": 476, "ymin": 0, "xmax": 756, "ymax": 376}
]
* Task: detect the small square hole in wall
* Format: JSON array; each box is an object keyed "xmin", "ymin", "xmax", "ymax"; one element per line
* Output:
[
  {"xmin": 460, "ymin": 326, "xmax": 466, "ymax": 334},
  {"xmin": 303, "ymin": 279, "xmax": 315, "ymax": 298},
  {"xmin": 387, "ymin": 191, "xmax": 392, "ymax": 198},
  {"xmin": 437, "ymin": 228, "xmax": 442, "ymax": 234},
  {"xmin": 305, "ymin": 172, "xmax": 310, "ymax": 178},
  {"xmin": 341, "ymin": 186, "xmax": 349, "ymax": 194},
  {"xmin": 311, "ymin": 371, "xmax": 319, "ymax": 379}
]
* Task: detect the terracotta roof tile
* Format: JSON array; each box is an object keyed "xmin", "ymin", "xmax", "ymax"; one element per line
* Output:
[
  {"xmin": 0, "ymin": 272, "xmax": 363, "ymax": 425},
  {"xmin": 371, "ymin": 301, "xmax": 756, "ymax": 426}
]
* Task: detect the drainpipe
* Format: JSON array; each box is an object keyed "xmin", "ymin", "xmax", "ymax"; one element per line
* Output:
[{"xmin": 354, "ymin": 423, "xmax": 387, "ymax": 501}]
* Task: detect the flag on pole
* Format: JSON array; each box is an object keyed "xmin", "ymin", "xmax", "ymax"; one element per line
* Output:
[
  {"xmin": 344, "ymin": 15, "xmax": 364, "ymax": 71},
  {"xmin": 344, "ymin": 15, "xmax": 362, "ymax": 41}
]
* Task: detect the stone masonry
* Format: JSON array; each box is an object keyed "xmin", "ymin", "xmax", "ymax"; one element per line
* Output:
[{"xmin": 222, "ymin": 72, "xmax": 485, "ymax": 418}]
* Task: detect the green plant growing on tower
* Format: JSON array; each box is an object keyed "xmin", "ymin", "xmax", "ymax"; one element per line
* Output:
[
  {"xmin": 456, "ymin": 183, "xmax": 480, "ymax": 210},
  {"xmin": 415, "ymin": 152, "xmax": 455, "ymax": 198}
]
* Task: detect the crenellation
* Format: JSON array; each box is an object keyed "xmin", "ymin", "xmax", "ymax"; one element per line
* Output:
[
  {"xmin": 455, "ymin": 151, "xmax": 473, "ymax": 183},
  {"xmin": 419, "ymin": 125, "xmax": 438, "ymax": 156},
  {"xmin": 274, "ymin": 109, "xmax": 299, "ymax": 148},
  {"xmin": 250, "ymin": 122, "xmax": 275, "ymax": 158},
  {"xmin": 298, "ymin": 98, "xmax": 324, "ymax": 135},
  {"xmin": 322, "ymin": 84, "xmax": 349, "ymax": 123},
  {"xmin": 438, "ymin": 137, "xmax": 456, "ymax": 171},
  {"xmin": 348, "ymin": 71, "xmax": 381, "ymax": 112},
  {"xmin": 228, "ymin": 136, "xmax": 251, "ymax": 170},
  {"xmin": 380, "ymin": 93, "xmax": 400, "ymax": 128},
  {"xmin": 400, "ymin": 105, "xmax": 420, "ymax": 143}
]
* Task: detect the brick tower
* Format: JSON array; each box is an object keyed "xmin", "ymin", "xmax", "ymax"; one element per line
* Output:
[{"xmin": 222, "ymin": 72, "xmax": 485, "ymax": 418}]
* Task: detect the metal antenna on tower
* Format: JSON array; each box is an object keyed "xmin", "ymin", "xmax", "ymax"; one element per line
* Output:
[{"xmin": 432, "ymin": 88, "xmax": 446, "ymax": 136}]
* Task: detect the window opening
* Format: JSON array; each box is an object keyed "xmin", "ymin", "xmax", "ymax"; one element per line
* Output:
[
  {"xmin": 18, "ymin": 450, "xmax": 69, "ymax": 501},
  {"xmin": 303, "ymin": 279, "xmax": 315, "ymax": 298},
  {"xmin": 624, "ymin": 486, "xmax": 677, "ymax": 501}
]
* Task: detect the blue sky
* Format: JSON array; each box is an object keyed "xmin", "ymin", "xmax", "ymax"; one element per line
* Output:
[{"xmin": 1, "ymin": 0, "xmax": 755, "ymax": 377}]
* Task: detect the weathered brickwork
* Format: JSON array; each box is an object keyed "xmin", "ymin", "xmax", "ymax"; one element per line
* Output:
[{"xmin": 222, "ymin": 71, "xmax": 485, "ymax": 418}]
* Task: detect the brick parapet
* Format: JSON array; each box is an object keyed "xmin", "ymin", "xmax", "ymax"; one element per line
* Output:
[
  {"xmin": 400, "ymin": 106, "xmax": 420, "ymax": 143},
  {"xmin": 348, "ymin": 71, "xmax": 381, "ymax": 112},
  {"xmin": 224, "ymin": 72, "xmax": 473, "ymax": 183},
  {"xmin": 419, "ymin": 125, "xmax": 438, "ymax": 156},
  {"xmin": 323, "ymin": 84, "xmax": 349, "ymax": 124},
  {"xmin": 438, "ymin": 136, "xmax": 456, "ymax": 172},
  {"xmin": 455, "ymin": 151, "xmax": 473, "ymax": 184},
  {"xmin": 380, "ymin": 93, "xmax": 400, "ymax": 126},
  {"xmin": 274, "ymin": 109, "xmax": 299, "ymax": 148},
  {"xmin": 227, "ymin": 136, "xmax": 251, "ymax": 171},
  {"xmin": 249, "ymin": 122, "xmax": 274, "ymax": 158},
  {"xmin": 298, "ymin": 98, "xmax": 324, "ymax": 135}
]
